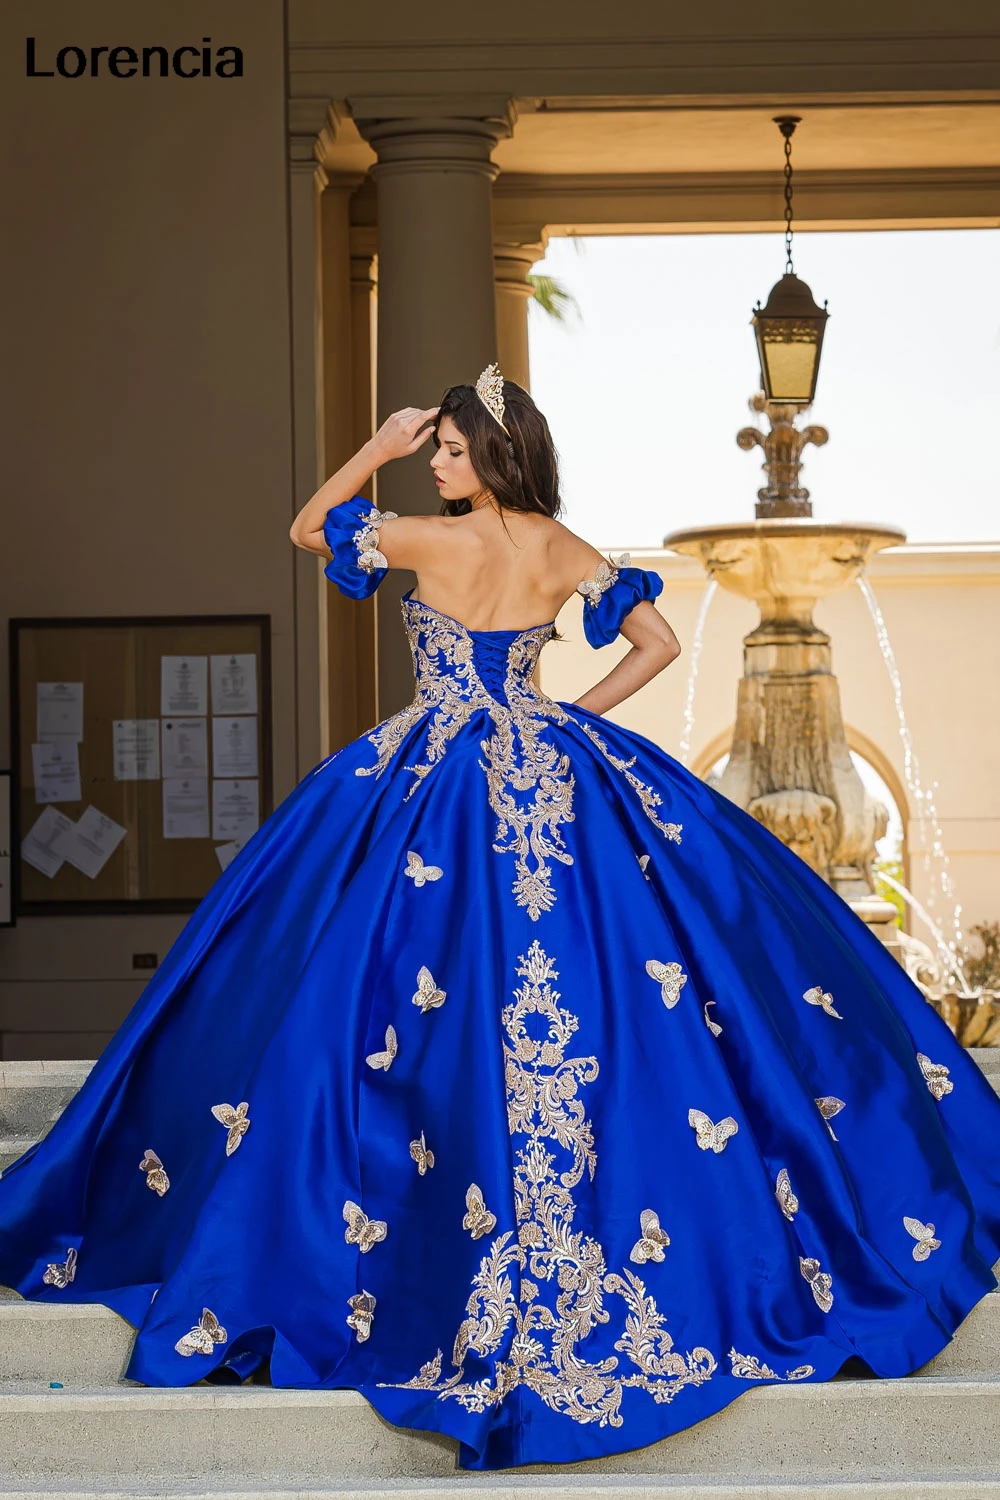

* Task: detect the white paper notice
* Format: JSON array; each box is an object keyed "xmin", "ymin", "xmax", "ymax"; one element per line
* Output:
[
  {"xmin": 160, "ymin": 656, "xmax": 208, "ymax": 716},
  {"xmin": 211, "ymin": 654, "xmax": 258, "ymax": 716},
  {"xmin": 212, "ymin": 779, "xmax": 259, "ymax": 842},
  {"xmin": 22, "ymin": 807, "xmax": 73, "ymax": 878},
  {"xmin": 212, "ymin": 716, "xmax": 258, "ymax": 779},
  {"xmin": 50, "ymin": 805, "xmax": 127, "ymax": 879},
  {"xmin": 37, "ymin": 682, "xmax": 84, "ymax": 742},
  {"xmin": 214, "ymin": 840, "xmax": 244, "ymax": 872},
  {"xmin": 161, "ymin": 718, "xmax": 208, "ymax": 778},
  {"xmin": 31, "ymin": 742, "xmax": 82, "ymax": 804},
  {"xmin": 162, "ymin": 778, "xmax": 210, "ymax": 840},
  {"xmin": 113, "ymin": 719, "xmax": 161, "ymax": 781}
]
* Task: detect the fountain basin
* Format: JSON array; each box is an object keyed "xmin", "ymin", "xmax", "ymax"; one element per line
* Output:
[
  {"xmin": 664, "ymin": 519, "xmax": 906, "ymax": 623},
  {"xmin": 663, "ymin": 517, "xmax": 907, "ymax": 948}
]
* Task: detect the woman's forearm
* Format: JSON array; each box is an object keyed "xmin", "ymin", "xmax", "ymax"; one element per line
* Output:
[
  {"xmin": 289, "ymin": 438, "xmax": 384, "ymax": 551},
  {"xmin": 573, "ymin": 642, "xmax": 680, "ymax": 717}
]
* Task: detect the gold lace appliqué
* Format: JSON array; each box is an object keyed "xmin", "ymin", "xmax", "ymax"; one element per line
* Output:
[
  {"xmin": 572, "ymin": 719, "xmax": 682, "ymax": 844},
  {"xmin": 729, "ymin": 1348, "xmax": 814, "ymax": 1381},
  {"xmin": 379, "ymin": 939, "xmax": 717, "ymax": 1426}
]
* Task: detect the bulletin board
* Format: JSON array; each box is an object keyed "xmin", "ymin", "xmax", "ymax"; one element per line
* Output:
[{"xmin": 10, "ymin": 616, "xmax": 271, "ymax": 914}]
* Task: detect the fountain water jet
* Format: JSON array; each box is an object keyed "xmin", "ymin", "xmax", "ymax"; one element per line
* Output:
[
  {"xmin": 678, "ymin": 580, "xmax": 718, "ymax": 768},
  {"xmin": 856, "ymin": 574, "xmax": 967, "ymax": 977}
]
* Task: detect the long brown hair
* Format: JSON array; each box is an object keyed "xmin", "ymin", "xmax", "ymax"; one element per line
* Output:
[
  {"xmin": 434, "ymin": 378, "xmax": 567, "ymax": 640},
  {"xmin": 433, "ymin": 379, "xmax": 562, "ymax": 521}
]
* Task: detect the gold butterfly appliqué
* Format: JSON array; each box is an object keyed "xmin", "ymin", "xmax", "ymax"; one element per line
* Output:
[
  {"xmin": 629, "ymin": 1208, "xmax": 671, "ymax": 1264},
  {"xmin": 916, "ymin": 1053, "xmax": 953, "ymax": 1100},
  {"xmin": 343, "ymin": 1199, "xmax": 388, "ymax": 1253},
  {"xmin": 904, "ymin": 1216, "xmax": 941, "ymax": 1261},
  {"xmin": 211, "ymin": 1101, "xmax": 250, "ymax": 1156},
  {"xmin": 140, "ymin": 1149, "xmax": 170, "ymax": 1196},
  {"xmin": 404, "ymin": 850, "xmax": 443, "ymax": 886},
  {"xmin": 409, "ymin": 1131, "xmax": 435, "ymax": 1175},
  {"xmin": 802, "ymin": 985, "xmax": 843, "ymax": 1020},
  {"xmin": 365, "ymin": 1025, "xmax": 398, "ymax": 1072},
  {"xmin": 799, "ymin": 1256, "xmax": 834, "ymax": 1312},
  {"xmin": 462, "ymin": 1184, "xmax": 497, "ymax": 1240},
  {"xmin": 42, "ymin": 1248, "xmax": 77, "ymax": 1289},
  {"xmin": 688, "ymin": 1108, "xmax": 739, "ymax": 1154},
  {"xmin": 646, "ymin": 958, "xmax": 687, "ymax": 1009},
  {"xmin": 347, "ymin": 1289, "xmax": 376, "ymax": 1342},
  {"xmin": 412, "ymin": 965, "xmax": 447, "ymax": 1013},
  {"xmin": 175, "ymin": 1307, "xmax": 227, "ymax": 1356}
]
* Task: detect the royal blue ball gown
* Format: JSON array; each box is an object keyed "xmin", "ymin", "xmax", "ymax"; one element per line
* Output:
[{"xmin": 2, "ymin": 493, "xmax": 999, "ymax": 1470}]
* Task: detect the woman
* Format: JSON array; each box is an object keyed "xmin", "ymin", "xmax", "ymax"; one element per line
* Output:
[{"xmin": 1, "ymin": 365, "xmax": 999, "ymax": 1471}]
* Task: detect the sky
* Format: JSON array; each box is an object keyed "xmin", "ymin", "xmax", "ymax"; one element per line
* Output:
[{"xmin": 527, "ymin": 229, "xmax": 1000, "ymax": 550}]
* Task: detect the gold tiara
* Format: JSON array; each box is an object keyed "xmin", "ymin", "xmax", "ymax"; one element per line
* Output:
[{"xmin": 475, "ymin": 362, "xmax": 511, "ymax": 436}]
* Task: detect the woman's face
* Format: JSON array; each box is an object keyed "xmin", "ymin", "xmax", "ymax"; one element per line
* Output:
[{"xmin": 430, "ymin": 414, "xmax": 482, "ymax": 502}]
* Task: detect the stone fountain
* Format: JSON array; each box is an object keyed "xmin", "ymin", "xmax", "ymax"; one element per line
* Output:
[{"xmin": 665, "ymin": 393, "xmax": 907, "ymax": 956}]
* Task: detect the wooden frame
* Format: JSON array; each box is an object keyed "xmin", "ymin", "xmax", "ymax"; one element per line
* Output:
[
  {"xmin": 0, "ymin": 771, "xmax": 12, "ymax": 927},
  {"xmin": 10, "ymin": 615, "xmax": 272, "ymax": 915}
]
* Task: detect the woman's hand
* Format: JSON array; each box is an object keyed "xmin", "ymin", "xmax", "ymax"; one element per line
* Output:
[
  {"xmin": 371, "ymin": 407, "xmax": 440, "ymax": 465},
  {"xmin": 289, "ymin": 405, "xmax": 442, "ymax": 555}
]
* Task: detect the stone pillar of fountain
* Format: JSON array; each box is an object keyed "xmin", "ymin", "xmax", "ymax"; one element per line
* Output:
[{"xmin": 666, "ymin": 396, "xmax": 907, "ymax": 957}]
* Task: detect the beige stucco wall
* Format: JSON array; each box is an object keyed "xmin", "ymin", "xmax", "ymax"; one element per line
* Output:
[
  {"xmin": 540, "ymin": 545, "xmax": 1000, "ymax": 938},
  {"xmin": 0, "ymin": 0, "xmax": 303, "ymax": 1058}
]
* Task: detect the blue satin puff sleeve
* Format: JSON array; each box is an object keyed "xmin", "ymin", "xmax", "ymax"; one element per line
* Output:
[
  {"xmin": 576, "ymin": 553, "xmax": 665, "ymax": 647},
  {"xmin": 322, "ymin": 495, "xmax": 399, "ymax": 599}
]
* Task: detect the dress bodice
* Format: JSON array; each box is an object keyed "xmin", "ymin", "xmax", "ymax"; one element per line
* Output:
[
  {"xmin": 400, "ymin": 590, "xmax": 555, "ymax": 708},
  {"xmin": 320, "ymin": 494, "xmax": 667, "ymax": 700}
]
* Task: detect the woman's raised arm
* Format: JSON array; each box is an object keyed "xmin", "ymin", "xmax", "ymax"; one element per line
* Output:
[{"xmin": 289, "ymin": 406, "xmax": 439, "ymax": 555}]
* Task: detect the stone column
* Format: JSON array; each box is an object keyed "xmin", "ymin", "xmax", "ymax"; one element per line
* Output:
[
  {"xmin": 354, "ymin": 98, "xmax": 516, "ymax": 717},
  {"xmin": 494, "ymin": 240, "xmax": 543, "ymax": 391},
  {"xmin": 319, "ymin": 177, "xmax": 379, "ymax": 756},
  {"xmin": 287, "ymin": 102, "xmax": 329, "ymax": 781}
]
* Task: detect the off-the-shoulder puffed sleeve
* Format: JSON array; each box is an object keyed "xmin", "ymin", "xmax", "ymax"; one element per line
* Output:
[
  {"xmin": 322, "ymin": 495, "xmax": 399, "ymax": 599},
  {"xmin": 576, "ymin": 552, "xmax": 665, "ymax": 648}
]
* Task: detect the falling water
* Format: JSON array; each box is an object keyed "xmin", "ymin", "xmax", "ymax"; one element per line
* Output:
[
  {"xmin": 876, "ymin": 870, "xmax": 974, "ymax": 996},
  {"xmin": 856, "ymin": 574, "xmax": 967, "ymax": 982},
  {"xmin": 678, "ymin": 580, "xmax": 718, "ymax": 767}
]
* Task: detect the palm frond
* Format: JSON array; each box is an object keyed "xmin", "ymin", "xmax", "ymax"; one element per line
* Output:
[{"xmin": 527, "ymin": 274, "xmax": 581, "ymax": 324}]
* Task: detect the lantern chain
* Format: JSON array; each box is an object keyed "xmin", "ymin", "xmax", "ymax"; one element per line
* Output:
[{"xmin": 774, "ymin": 115, "xmax": 801, "ymax": 275}]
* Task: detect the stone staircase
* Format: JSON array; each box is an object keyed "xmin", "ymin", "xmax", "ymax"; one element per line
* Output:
[{"xmin": 0, "ymin": 1052, "xmax": 999, "ymax": 1499}]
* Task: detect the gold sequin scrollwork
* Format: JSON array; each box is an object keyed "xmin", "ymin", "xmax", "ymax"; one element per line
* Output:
[
  {"xmin": 380, "ymin": 939, "xmax": 717, "ymax": 1425},
  {"xmin": 571, "ymin": 719, "xmax": 682, "ymax": 844},
  {"xmin": 729, "ymin": 1348, "xmax": 814, "ymax": 1381}
]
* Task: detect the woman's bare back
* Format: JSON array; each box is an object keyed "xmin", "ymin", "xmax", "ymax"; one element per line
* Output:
[{"xmin": 410, "ymin": 506, "xmax": 605, "ymax": 633}]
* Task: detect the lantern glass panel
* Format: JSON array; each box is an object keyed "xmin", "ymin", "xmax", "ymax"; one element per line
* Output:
[{"xmin": 759, "ymin": 329, "xmax": 820, "ymax": 403}]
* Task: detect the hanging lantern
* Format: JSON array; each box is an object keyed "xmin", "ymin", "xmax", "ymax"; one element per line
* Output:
[{"xmin": 751, "ymin": 117, "xmax": 829, "ymax": 406}]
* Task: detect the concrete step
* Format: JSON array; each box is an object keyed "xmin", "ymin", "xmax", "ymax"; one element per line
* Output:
[
  {"xmin": 1, "ymin": 1482, "xmax": 1000, "ymax": 1500},
  {"xmin": 1, "ymin": 1378, "xmax": 1000, "ymax": 1486},
  {"xmin": 1, "ymin": 1288, "xmax": 996, "ymax": 1390},
  {"xmin": 0, "ymin": 1062, "xmax": 92, "ymax": 1140}
]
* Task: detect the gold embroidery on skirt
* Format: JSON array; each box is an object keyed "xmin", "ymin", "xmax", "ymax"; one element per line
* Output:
[
  {"xmin": 571, "ymin": 720, "xmax": 683, "ymax": 844},
  {"xmin": 729, "ymin": 1348, "xmax": 814, "ymax": 1380},
  {"xmin": 379, "ymin": 939, "xmax": 717, "ymax": 1425}
]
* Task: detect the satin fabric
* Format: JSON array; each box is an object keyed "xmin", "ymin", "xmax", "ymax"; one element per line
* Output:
[{"xmin": 1, "ymin": 494, "xmax": 999, "ymax": 1471}]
